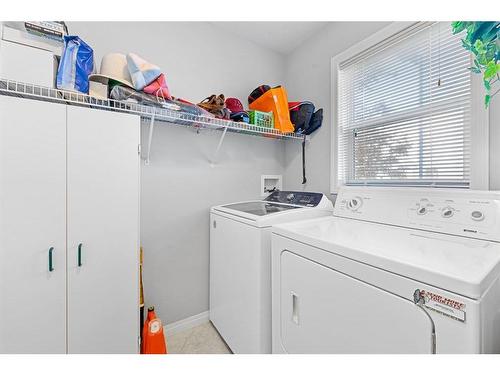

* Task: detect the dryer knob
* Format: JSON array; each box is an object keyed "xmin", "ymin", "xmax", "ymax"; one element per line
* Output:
[
  {"xmin": 417, "ymin": 206, "xmax": 427, "ymax": 215},
  {"xmin": 471, "ymin": 210, "xmax": 484, "ymax": 221},
  {"xmin": 347, "ymin": 197, "xmax": 363, "ymax": 211},
  {"xmin": 441, "ymin": 207, "xmax": 454, "ymax": 218},
  {"xmin": 286, "ymin": 193, "xmax": 295, "ymax": 201}
]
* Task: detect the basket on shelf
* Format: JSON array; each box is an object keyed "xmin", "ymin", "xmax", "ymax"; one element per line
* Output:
[{"xmin": 248, "ymin": 110, "xmax": 274, "ymax": 129}]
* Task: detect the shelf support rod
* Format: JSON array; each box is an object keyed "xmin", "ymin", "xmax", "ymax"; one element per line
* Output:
[
  {"xmin": 211, "ymin": 126, "xmax": 228, "ymax": 166},
  {"xmin": 144, "ymin": 114, "xmax": 156, "ymax": 165}
]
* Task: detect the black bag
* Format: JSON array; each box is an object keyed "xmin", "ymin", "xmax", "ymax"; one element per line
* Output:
[
  {"xmin": 289, "ymin": 101, "xmax": 323, "ymax": 135},
  {"xmin": 307, "ymin": 108, "xmax": 323, "ymax": 135},
  {"xmin": 289, "ymin": 101, "xmax": 315, "ymax": 133}
]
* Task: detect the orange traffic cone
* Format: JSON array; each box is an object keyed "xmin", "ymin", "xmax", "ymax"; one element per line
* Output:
[{"xmin": 141, "ymin": 306, "xmax": 167, "ymax": 354}]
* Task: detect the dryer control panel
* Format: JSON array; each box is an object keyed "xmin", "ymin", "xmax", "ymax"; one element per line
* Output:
[
  {"xmin": 265, "ymin": 191, "xmax": 325, "ymax": 207},
  {"xmin": 334, "ymin": 187, "xmax": 500, "ymax": 242}
]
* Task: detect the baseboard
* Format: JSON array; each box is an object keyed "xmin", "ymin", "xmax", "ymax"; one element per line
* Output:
[{"xmin": 164, "ymin": 310, "xmax": 210, "ymax": 335}]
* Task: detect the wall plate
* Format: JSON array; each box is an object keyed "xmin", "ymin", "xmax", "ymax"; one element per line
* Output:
[{"xmin": 261, "ymin": 175, "xmax": 282, "ymax": 198}]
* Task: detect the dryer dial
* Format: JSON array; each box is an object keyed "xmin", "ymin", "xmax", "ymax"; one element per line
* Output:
[
  {"xmin": 471, "ymin": 210, "xmax": 484, "ymax": 221},
  {"xmin": 347, "ymin": 197, "xmax": 363, "ymax": 211},
  {"xmin": 417, "ymin": 206, "xmax": 427, "ymax": 215},
  {"xmin": 441, "ymin": 207, "xmax": 455, "ymax": 218}
]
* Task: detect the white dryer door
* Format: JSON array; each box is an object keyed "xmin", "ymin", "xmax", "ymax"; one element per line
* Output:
[{"xmin": 280, "ymin": 251, "xmax": 435, "ymax": 354}]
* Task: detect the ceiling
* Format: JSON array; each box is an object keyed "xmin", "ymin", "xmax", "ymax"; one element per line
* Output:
[{"xmin": 211, "ymin": 22, "xmax": 329, "ymax": 54}]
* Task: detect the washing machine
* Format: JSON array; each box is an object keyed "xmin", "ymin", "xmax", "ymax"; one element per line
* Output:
[
  {"xmin": 271, "ymin": 186, "xmax": 500, "ymax": 354},
  {"xmin": 210, "ymin": 190, "xmax": 333, "ymax": 353}
]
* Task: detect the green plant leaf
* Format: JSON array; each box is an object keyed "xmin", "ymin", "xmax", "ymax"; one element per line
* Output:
[
  {"xmin": 453, "ymin": 21, "xmax": 499, "ymax": 108},
  {"xmin": 485, "ymin": 94, "xmax": 491, "ymax": 108},
  {"xmin": 464, "ymin": 23, "xmax": 476, "ymax": 43},
  {"xmin": 469, "ymin": 66, "xmax": 482, "ymax": 74},
  {"xmin": 452, "ymin": 21, "xmax": 467, "ymax": 34},
  {"xmin": 472, "ymin": 22, "xmax": 498, "ymax": 44},
  {"xmin": 461, "ymin": 39, "xmax": 472, "ymax": 51},
  {"xmin": 484, "ymin": 61, "xmax": 498, "ymax": 79},
  {"xmin": 474, "ymin": 39, "xmax": 485, "ymax": 53},
  {"xmin": 485, "ymin": 43, "xmax": 496, "ymax": 61},
  {"xmin": 477, "ymin": 54, "xmax": 488, "ymax": 66}
]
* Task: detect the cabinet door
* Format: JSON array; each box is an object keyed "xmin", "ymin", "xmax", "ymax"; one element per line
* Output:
[
  {"xmin": 280, "ymin": 251, "xmax": 435, "ymax": 354},
  {"xmin": 67, "ymin": 107, "xmax": 140, "ymax": 354},
  {"xmin": 0, "ymin": 96, "xmax": 66, "ymax": 353}
]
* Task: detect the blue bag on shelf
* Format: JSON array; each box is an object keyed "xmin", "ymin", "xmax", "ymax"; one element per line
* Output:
[{"xmin": 56, "ymin": 36, "xmax": 94, "ymax": 94}]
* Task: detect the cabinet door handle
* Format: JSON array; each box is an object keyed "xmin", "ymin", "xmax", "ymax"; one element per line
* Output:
[
  {"xmin": 48, "ymin": 247, "xmax": 54, "ymax": 272},
  {"xmin": 291, "ymin": 291, "xmax": 299, "ymax": 325},
  {"xmin": 77, "ymin": 243, "xmax": 83, "ymax": 267}
]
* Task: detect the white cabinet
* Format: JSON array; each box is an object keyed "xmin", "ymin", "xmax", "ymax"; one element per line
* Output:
[
  {"xmin": 67, "ymin": 107, "xmax": 140, "ymax": 354},
  {"xmin": 0, "ymin": 96, "xmax": 67, "ymax": 353},
  {"xmin": 0, "ymin": 96, "xmax": 140, "ymax": 353}
]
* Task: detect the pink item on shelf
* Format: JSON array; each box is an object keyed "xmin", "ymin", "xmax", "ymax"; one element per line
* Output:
[{"xmin": 143, "ymin": 73, "xmax": 172, "ymax": 100}]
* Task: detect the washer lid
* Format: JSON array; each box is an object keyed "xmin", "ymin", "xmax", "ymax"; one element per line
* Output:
[{"xmin": 272, "ymin": 216, "xmax": 500, "ymax": 299}]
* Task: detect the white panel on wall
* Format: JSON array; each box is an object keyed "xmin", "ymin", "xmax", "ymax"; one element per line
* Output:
[{"xmin": 489, "ymin": 98, "xmax": 500, "ymax": 190}]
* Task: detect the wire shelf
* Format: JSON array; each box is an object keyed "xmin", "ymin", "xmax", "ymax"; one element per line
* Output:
[{"xmin": 0, "ymin": 78, "xmax": 305, "ymax": 141}]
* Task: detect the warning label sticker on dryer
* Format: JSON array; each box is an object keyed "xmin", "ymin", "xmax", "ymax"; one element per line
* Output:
[{"xmin": 415, "ymin": 289, "xmax": 466, "ymax": 322}]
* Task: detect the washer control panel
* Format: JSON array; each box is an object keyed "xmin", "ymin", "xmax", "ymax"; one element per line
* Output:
[
  {"xmin": 265, "ymin": 190, "xmax": 325, "ymax": 207},
  {"xmin": 334, "ymin": 186, "xmax": 500, "ymax": 242}
]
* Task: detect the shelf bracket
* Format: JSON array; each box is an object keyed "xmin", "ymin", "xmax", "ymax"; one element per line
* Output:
[
  {"xmin": 210, "ymin": 126, "xmax": 228, "ymax": 166},
  {"xmin": 144, "ymin": 114, "xmax": 156, "ymax": 165}
]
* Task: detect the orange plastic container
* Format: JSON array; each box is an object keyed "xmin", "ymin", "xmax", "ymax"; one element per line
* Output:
[
  {"xmin": 141, "ymin": 307, "xmax": 167, "ymax": 354},
  {"xmin": 249, "ymin": 86, "xmax": 294, "ymax": 133}
]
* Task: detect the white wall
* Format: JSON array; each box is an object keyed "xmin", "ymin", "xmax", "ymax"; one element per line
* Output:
[
  {"xmin": 68, "ymin": 22, "xmax": 286, "ymax": 324},
  {"xmin": 489, "ymin": 98, "xmax": 500, "ymax": 190},
  {"xmin": 283, "ymin": 22, "xmax": 391, "ymax": 195}
]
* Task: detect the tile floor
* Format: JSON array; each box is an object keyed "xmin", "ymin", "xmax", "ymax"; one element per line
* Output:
[{"xmin": 166, "ymin": 321, "xmax": 232, "ymax": 354}]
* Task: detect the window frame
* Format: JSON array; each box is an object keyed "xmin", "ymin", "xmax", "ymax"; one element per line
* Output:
[{"xmin": 330, "ymin": 22, "xmax": 489, "ymax": 194}]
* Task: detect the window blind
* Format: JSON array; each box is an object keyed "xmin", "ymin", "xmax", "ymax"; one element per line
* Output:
[{"xmin": 337, "ymin": 22, "xmax": 472, "ymax": 188}]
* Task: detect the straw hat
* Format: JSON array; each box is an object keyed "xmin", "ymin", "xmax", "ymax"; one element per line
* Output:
[{"xmin": 89, "ymin": 53, "xmax": 133, "ymax": 88}]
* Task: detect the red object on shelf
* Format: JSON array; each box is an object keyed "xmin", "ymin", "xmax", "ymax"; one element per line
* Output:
[
  {"xmin": 143, "ymin": 74, "xmax": 172, "ymax": 101},
  {"xmin": 141, "ymin": 307, "xmax": 167, "ymax": 354},
  {"xmin": 225, "ymin": 97, "xmax": 244, "ymax": 113}
]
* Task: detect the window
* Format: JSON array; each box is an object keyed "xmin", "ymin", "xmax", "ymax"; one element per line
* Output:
[{"xmin": 335, "ymin": 22, "xmax": 472, "ymax": 188}]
